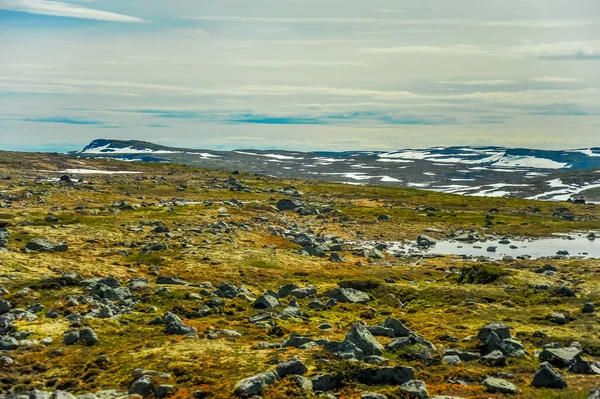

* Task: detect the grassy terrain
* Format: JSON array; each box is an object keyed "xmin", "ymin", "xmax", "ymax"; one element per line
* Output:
[{"xmin": 0, "ymin": 151, "xmax": 599, "ymax": 398}]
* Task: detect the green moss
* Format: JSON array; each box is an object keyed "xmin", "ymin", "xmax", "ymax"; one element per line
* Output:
[{"xmin": 457, "ymin": 264, "xmax": 506, "ymax": 284}]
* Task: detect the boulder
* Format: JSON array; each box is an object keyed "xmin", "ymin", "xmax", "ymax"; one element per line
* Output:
[
  {"xmin": 401, "ymin": 380, "xmax": 429, "ymax": 398},
  {"xmin": 483, "ymin": 377, "xmax": 518, "ymax": 394},
  {"xmin": 276, "ymin": 357, "xmax": 308, "ymax": 377},
  {"xmin": 254, "ymin": 294, "xmax": 279, "ymax": 309},
  {"xmin": 345, "ymin": 325, "xmax": 384, "ymax": 356},
  {"xmin": 539, "ymin": 347, "xmax": 582, "ymax": 368},
  {"xmin": 129, "ymin": 376, "xmax": 154, "ymax": 397},
  {"xmin": 311, "ymin": 373, "xmax": 340, "ymax": 391},
  {"xmin": 356, "ymin": 366, "xmax": 415, "ymax": 386},
  {"xmin": 233, "ymin": 371, "xmax": 279, "ymax": 397},
  {"xmin": 532, "ymin": 362, "xmax": 567, "ymax": 389},
  {"xmin": 381, "ymin": 317, "xmax": 412, "ymax": 337},
  {"xmin": 329, "ymin": 288, "xmax": 370, "ymax": 304},
  {"xmin": 25, "ymin": 238, "xmax": 68, "ymax": 252}
]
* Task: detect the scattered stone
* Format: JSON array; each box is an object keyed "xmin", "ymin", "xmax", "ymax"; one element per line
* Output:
[
  {"xmin": 532, "ymin": 362, "xmax": 567, "ymax": 389},
  {"xmin": 276, "ymin": 357, "xmax": 308, "ymax": 377},
  {"xmin": 233, "ymin": 371, "xmax": 278, "ymax": 397},
  {"xmin": 483, "ymin": 377, "xmax": 518, "ymax": 394},
  {"xmin": 329, "ymin": 288, "xmax": 370, "ymax": 304},
  {"xmin": 25, "ymin": 238, "xmax": 68, "ymax": 252},
  {"xmin": 344, "ymin": 325, "xmax": 384, "ymax": 356},
  {"xmin": 400, "ymin": 380, "xmax": 429, "ymax": 398}
]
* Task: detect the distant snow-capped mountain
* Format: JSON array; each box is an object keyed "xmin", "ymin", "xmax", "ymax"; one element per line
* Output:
[{"xmin": 72, "ymin": 139, "xmax": 600, "ymax": 202}]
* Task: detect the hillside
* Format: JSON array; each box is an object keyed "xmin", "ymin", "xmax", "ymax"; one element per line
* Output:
[
  {"xmin": 0, "ymin": 150, "xmax": 599, "ymax": 398},
  {"xmin": 72, "ymin": 139, "xmax": 600, "ymax": 202}
]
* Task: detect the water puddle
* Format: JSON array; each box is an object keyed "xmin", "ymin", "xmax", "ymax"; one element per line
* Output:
[{"xmin": 381, "ymin": 232, "xmax": 600, "ymax": 259}]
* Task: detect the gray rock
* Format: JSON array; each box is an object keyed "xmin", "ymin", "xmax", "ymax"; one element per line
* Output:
[
  {"xmin": 165, "ymin": 322, "xmax": 196, "ymax": 335},
  {"xmin": 477, "ymin": 322, "xmax": 511, "ymax": 341},
  {"xmin": 276, "ymin": 357, "xmax": 307, "ymax": 377},
  {"xmin": 361, "ymin": 393, "xmax": 388, "ymax": 399},
  {"xmin": 25, "ymin": 238, "xmax": 68, "ymax": 252},
  {"xmin": 63, "ymin": 331, "xmax": 80, "ymax": 345},
  {"xmin": 28, "ymin": 390, "xmax": 52, "ymax": 399},
  {"xmin": 548, "ymin": 312, "xmax": 568, "ymax": 325},
  {"xmin": 417, "ymin": 235, "xmax": 437, "ymax": 247},
  {"xmin": 329, "ymin": 288, "xmax": 370, "ymax": 304},
  {"xmin": 381, "ymin": 317, "xmax": 412, "ymax": 337},
  {"xmin": 129, "ymin": 376, "xmax": 154, "ymax": 397},
  {"xmin": 401, "ymin": 380, "xmax": 429, "ymax": 398},
  {"xmin": 484, "ymin": 377, "xmax": 518, "ymax": 394},
  {"xmin": 345, "ymin": 325, "xmax": 384, "ymax": 356},
  {"xmin": 365, "ymin": 326, "xmax": 395, "ymax": 338},
  {"xmin": 277, "ymin": 284, "xmax": 299, "ymax": 298},
  {"xmin": 290, "ymin": 287, "xmax": 316, "ymax": 299},
  {"xmin": 329, "ymin": 253, "xmax": 344, "ymax": 263},
  {"xmin": 254, "ymin": 294, "xmax": 279, "ymax": 309},
  {"xmin": 323, "ymin": 340, "xmax": 364, "ymax": 360},
  {"xmin": 311, "ymin": 373, "xmax": 340, "ymax": 391},
  {"xmin": 79, "ymin": 328, "xmax": 98, "ymax": 346},
  {"xmin": 386, "ymin": 336, "xmax": 411, "ymax": 351},
  {"xmin": 356, "ymin": 366, "xmax": 415, "ymax": 385},
  {"xmin": 539, "ymin": 347, "xmax": 582, "ymax": 368},
  {"xmin": 233, "ymin": 371, "xmax": 279, "ymax": 397},
  {"xmin": 583, "ymin": 302, "xmax": 596, "ymax": 313},
  {"xmin": 481, "ymin": 350, "xmax": 506, "ymax": 366},
  {"xmin": 154, "ymin": 385, "xmax": 174, "ymax": 398},
  {"xmin": 287, "ymin": 375, "xmax": 313, "ymax": 392},
  {"xmin": 443, "ymin": 355, "xmax": 461, "ymax": 365},
  {"xmin": 532, "ymin": 362, "xmax": 567, "ymax": 389},
  {"xmin": 0, "ymin": 299, "xmax": 10, "ymax": 314},
  {"xmin": 51, "ymin": 392, "xmax": 76, "ymax": 399}
]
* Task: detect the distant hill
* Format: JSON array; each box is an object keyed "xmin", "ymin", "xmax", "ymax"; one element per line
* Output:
[{"xmin": 72, "ymin": 139, "xmax": 600, "ymax": 202}]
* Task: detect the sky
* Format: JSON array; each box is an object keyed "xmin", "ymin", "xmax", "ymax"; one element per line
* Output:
[{"xmin": 0, "ymin": 0, "xmax": 599, "ymax": 152}]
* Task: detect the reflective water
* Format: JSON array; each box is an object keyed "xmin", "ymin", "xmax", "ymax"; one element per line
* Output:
[{"xmin": 385, "ymin": 232, "xmax": 600, "ymax": 259}]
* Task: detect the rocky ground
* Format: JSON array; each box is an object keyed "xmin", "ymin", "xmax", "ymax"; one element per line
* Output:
[{"xmin": 1, "ymin": 151, "xmax": 600, "ymax": 399}]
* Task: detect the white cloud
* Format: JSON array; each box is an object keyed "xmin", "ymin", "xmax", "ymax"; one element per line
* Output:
[
  {"xmin": 439, "ymin": 80, "xmax": 515, "ymax": 86},
  {"xmin": 530, "ymin": 76, "xmax": 582, "ymax": 83},
  {"xmin": 519, "ymin": 40, "xmax": 600, "ymax": 59},
  {"xmin": 0, "ymin": 0, "xmax": 146, "ymax": 22},
  {"xmin": 358, "ymin": 45, "xmax": 485, "ymax": 55},
  {"xmin": 477, "ymin": 19, "xmax": 594, "ymax": 28}
]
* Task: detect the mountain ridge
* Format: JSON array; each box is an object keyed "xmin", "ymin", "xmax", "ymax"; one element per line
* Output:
[{"xmin": 71, "ymin": 139, "xmax": 600, "ymax": 202}]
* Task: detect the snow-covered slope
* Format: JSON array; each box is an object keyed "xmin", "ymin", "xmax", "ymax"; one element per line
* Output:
[{"xmin": 72, "ymin": 140, "xmax": 600, "ymax": 201}]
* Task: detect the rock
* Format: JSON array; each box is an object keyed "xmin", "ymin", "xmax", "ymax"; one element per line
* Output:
[
  {"xmin": 361, "ymin": 393, "xmax": 388, "ymax": 399},
  {"xmin": 401, "ymin": 380, "xmax": 429, "ymax": 398},
  {"xmin": 477, "ymin": 322, "xmax": 511, "ymax": 341},
  {"xmin": 0, "ymin": 355, "xmax": 13, "ymax": 365},
  {"xmin": 443, "ymin": 355, "xmax": 461, "ymax": 365},
  {"xmin": 290, "ymin": 287, "xmax": 316, "ymax": 298},
  {"xmin": 129, "ymin": 375, "xmax": 154, "ymax": 397},
  {"xmin": 154, "ymin": 385, "xmax": 174, "ymax": 398},
  {"xmin": 311, "ymin": 373, "xmax": 340, "ymax": 391},
  {"xmin": 80, "ymin": 328, "xmax": 98, "ymax": 346},
  {"xmin": 63, "ymin": 331, "xmax": 80, "ymax": 345},
  {"xmin": 233, "ymin": 371, "xmax": 279, "ymax": 397},
  {"xmin": 539, "ymin": 347, "xmax": 582, "ymax": 368},
  {"xmin": 51, "ymin": 392, "xmax": 77, "ymax": 399},
  {"xmin": 356, "ymin": 366, "xmax": 415, "ymax": 385},
  {"xmin": 318, "ymin": 323, "xmax": 334, "ymax": 330},
  {"xmin": 276, "ymin": 357, "xmax": 307, "ymax": 377},
  {"xmin": 323, "ymin": 340, "xmax": 364, "ymax": 360},
  {"xmin": 329, "ymin": 253, "xmax": 344, "ymax": 262},
  {"xmin": 365, "ymin": 326, "xmax": 395, "ymax": 338},
  {"xmin": 276, "ymin": 198, "xmax": 304, "ymax": 211},
  {"xmin": 532, "ymin": 362, "xmax": 567, "ymax": 389},
  {"xmin": 583, "ymin": 302, "xmax": 596, "ymax": 313},
  {"xmin": 165, "ymin": 322, "xmax": 196, "ymax": 335},
  {"xmin": 156, "ymin": 276, "xmax": 188, "ymax": 285},
  {"xmin": 344, "ymin": 325, "xmax": 384, "ymax": 356},
  {"xmin": 0, "ymin": 336, "xmax": 18, "ymax": 351},
  {"xmin": 442, "ymin": 349, "xmax": 480, "ymax": 362},
  {"xmin": 329, "ymin": 288, "xmax": 370, "ymax": 304},
  {"xmin": 0, "ymin": 228, "xmax": 9, "ymax": 250},
  {"xmin": 25, "ymin": 238, "xmax": 68, "ymax": 252},
  {"xmin": 277, "ymin": 284, "xmax": 299, "ymax": 298},
  {"xmin": 555, "ymin": 285, "xmax": 575, "ymax": 297},
  {"xmin": 215, "ymin": 282, "xmax": 239, "ymax": 299},
  {"xmin": 378, "ymin": 214, "xmax": 392, "ymax": 221},
  {"xmin": 481, "ymin": 350, "xmax": 506, "ymax": 366},
  {"xmin": 548, "ymin": 312, "xmax": 568, "ymax": 325},
  {"xmin": 287, "ymin": 375, "xmax": 313, "ymax": 393},
  {"xmin": 0, "ymin": 299, "xmax": 11, "ymax": 314},
  {"xmin": 386, "ymin": 337, "xmax": 411, "ymax": 351},
  {"xmin": 254, "ymin": 294, "xmax": 279, "ymax": 309},
  {"xmin": 417, "ymin": 235, "xmax": 437, "ymax": 247},
  {"xmin": 40, "ymin": 337, "xmax": 53, "ymax": 345},
  {"xmin": 484, "ymin": 377, "xmax": 518, "ymax": 394},
  {"xmin": 381, "ymin": 317, "xmax": 412, "ymax": 337}
]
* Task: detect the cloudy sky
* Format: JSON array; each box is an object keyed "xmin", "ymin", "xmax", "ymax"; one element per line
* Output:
[{"xmin": 1, "ymin": 0, "xmax": 599, "ymax": 152}]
